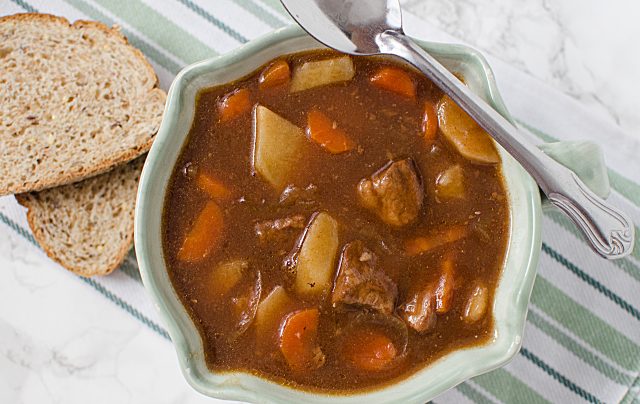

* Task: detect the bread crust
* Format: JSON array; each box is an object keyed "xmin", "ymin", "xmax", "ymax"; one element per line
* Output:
[
  {"xmin": 0, "ymin": 13, "xmax": 166, "ymax": 195},
  {"xmin": 15, "ymin": 157, "xmax": 144, "ymax": 277},
  {"xmin": 18, "ymin": 193, "xmax": 132, "ymax": 277}
]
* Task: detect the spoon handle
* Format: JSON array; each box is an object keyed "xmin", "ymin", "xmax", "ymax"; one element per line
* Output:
[{"xmin": 380, "ymin": 31, "xmax": 634, "ymax": 259}]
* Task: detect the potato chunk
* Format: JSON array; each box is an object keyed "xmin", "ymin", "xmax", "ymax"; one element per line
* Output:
[
  {"xmin": 255, "ymin": 286, "xmax": 296, "ymax": 347},
  {"xmin": 253, "ymin": 105, "xmax": 307, "ymax": 192},
  {"xmin": 294, "ymin": 212, "xmax": 340, "ymax": 297},
  {"xmin": 290, "ymin": 56, "xmax": 355, "ymax": 92},
  {"xmin": 437, "ymin": 95, "xmax": 500, "ymax": 164},
  {"xmin": 399, "ymin": 285, "xmax": 437, "ymax": 334},
  {"xmin": 209, "ymin": 259, "xmax": 248, "ymax": 297},
  {"xmin": 463, "ymin": 283, "xmax": 489, "ymax": 323},
  {"xmin": 435, "ymin": 164, "xmax": 465, "ymax": 201}
]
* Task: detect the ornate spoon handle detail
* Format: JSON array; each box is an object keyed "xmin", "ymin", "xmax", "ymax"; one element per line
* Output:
[{"xmin": 548, "ymin": 173, "xmax": 634, "ymax": 258}]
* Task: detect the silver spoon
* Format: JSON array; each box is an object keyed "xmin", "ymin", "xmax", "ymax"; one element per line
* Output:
[{"xmin": 281, "ymin": 0, "xmax": 634, "ymax": 259}]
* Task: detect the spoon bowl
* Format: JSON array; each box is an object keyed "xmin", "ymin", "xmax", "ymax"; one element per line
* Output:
[{"xmin": 280, "ymin": 0, "xmax": 401, "ymax": 55}]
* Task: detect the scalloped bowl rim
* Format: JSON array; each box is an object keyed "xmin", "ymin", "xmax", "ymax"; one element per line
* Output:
[{"xmin": 135, "ymin": 25, "xmax": 541, "ymax": 404}]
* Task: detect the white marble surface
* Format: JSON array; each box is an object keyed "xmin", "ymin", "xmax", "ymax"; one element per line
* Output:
[
  {"xmin": 403, "ymin": 0, "xmax": 640, "ymax": 138},
  {"xmin": 1, "ymin": 2, "xmax": 639, "ymax": 404},
  {"xmin": 0, "ymin": 227, "xmax": 218, "ymax": 404}
]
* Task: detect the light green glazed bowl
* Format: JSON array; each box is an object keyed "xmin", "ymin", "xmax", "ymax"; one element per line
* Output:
[{"xmin": 135, "ymin": 26, "xmax": 607, "ymax": 404}]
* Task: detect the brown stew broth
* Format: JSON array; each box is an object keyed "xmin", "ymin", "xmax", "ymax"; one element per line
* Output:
[{"xmin": 162, "ymin": 50, "xmax": 509, "ymax": 392}]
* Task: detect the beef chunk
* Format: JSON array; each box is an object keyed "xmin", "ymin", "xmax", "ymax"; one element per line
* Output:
[
  {"xmin": 399, "ymin": 285, "xmax": 437, "ymax": 334},
  {"xmin": 332, "ymin": 241, "xmax": 398, "ymax": 315},
  {"xmin": 254, "ymin": 215, "xmax": 306, "ymax": 243},
  {"xmin": 357, "ymin": 158, "xmax": 423, "ymax": 226}
]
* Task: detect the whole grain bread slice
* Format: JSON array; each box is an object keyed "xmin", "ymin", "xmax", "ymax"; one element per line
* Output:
[
  {"xmin": 0, "ymin": 13, "xmax": 165, "ymax": 195},
  {"xmin": 16, "ymin": 157, "xmax": 145, "ymax": 277}
]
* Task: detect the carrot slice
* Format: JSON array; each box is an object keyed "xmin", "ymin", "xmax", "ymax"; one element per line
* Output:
[
  {"xmin": 177, "ymin": 201, "xmax": 224, "ymax": 262},
  {"xmin": 435, "ymin": 254, "xmax": 455, "ymax": 313},
  {"xmin": 370, "ymin": 67, "xmax": 416, "ymax": 99},
  {"xmin": 422, "ymin": 101, "xmax": 438, "ymax": 144},
  {"xmin": 196, "ymin": 173, "xmax": 232, "ymax": 201},
  {"xmin": 404, "ymin": 225, "xmax": 467, "ymax": 256},
  {"xmin": 259, "ymin": 60, "xmax": 290, "ymax": 90},
  {"xmin": 307, "ymin": 109, "xmax": 355, "ymax": 154},
  {"xmin": 218, "ymin": 89, "xmax": 252, "ymax": 122},
  {"xmin": 279, "ymin": 308, "xmax": 325, "ymax": 372},
  {"xmin": 343, "ymin": 329, "xmax": 397, "ymax": 371}
]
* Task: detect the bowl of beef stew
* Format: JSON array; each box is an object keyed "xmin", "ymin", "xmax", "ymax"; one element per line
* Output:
[{"xmin": 135, "ymin": 26, "xmax": 602, "ymax": 403}]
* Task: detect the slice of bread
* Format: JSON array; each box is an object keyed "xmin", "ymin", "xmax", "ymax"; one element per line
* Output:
[
  {"xmin": 0, "ymin": 14, "xmax": 165, "ymax": 195},
  {"xmin": 16, "ymin": 157, "xmax": 145, "ymax": 277}
]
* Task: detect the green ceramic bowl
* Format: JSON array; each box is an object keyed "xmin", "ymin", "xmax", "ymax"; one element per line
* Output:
[{"xmin": 135, "ymin": 25, "xmax": 607, "ymax": 403}]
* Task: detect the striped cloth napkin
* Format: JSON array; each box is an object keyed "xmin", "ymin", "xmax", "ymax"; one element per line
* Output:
[{"xmin": 1, "ymin": 1, "xmax": 639, "ymax": 403}]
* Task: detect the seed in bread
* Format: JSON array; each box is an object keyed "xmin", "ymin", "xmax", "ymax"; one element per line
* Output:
[
  {"xmin": 0, "ymin": 13, "xmax": 165, "ymax": 195},
  {"xmin": 16, "ymin": 157, "xmax": 145, "ymax": 277}
]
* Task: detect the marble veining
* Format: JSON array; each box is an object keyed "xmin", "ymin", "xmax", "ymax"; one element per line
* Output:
[
  {"xmin": 402, "ymin": 0, "xmax": 640, "ymax": 138},
  {"xmin": 0, "ymin": 227, "xmax": 217, "ymax": 404}
]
